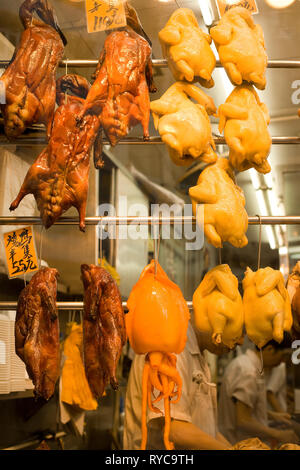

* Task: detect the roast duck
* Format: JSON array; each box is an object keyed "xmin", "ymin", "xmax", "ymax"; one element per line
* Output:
[
  {"xmin": 81, "ymin": 264, "xmax": 126, "ymax": 400},
  {"xmin": 150, "ymin": 82, "xmax": 217, "ymax": 166},
  {"xmin": 76, "ymin": 25, "xmax": 154, "ymax": 146},
  {"xmin": 218, "ymin": 85, "xmax": 271, "ymax": 173},
  {"xmin": 189, "ymin": 157, "xmax": 248, "ymax": 248},
  {"xmin": 9, "ymin": 74, "xmax": 101, "ymax": 231},
  {"xmin": 126, "ymin": 260, "xmax": 190, "ymax": 450},
  {"xmin": 193, "ymin": 264, "xmax": 244, "ymax": 349},
  {"xmin": 243, "ymin": 267, "xmax": 293, "ymax": 348},
  {"xmin": 15, "ymin": 267, "xmax": 60, "ymax": 400},
  {"xmin": 159, "ymin": 8, "xmax": 216, "ymax": 88},
  {"xmin": 210, "ymin": 6, "xmax": 267, "ymax": 90},
  {"xmin": 0, "ymin": 0, "xmax": 66, "ymax": 139},
  {"xmin": 286, "ymin": 262, "xmax": 300, "ymax": 338}
]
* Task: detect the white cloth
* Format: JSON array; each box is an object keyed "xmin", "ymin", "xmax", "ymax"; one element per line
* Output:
[
  {"xmin": 123, "ymin": 322, "xmax": 218, "ymax": 450},
  {"xmin": 265, "ymin": 363, "xmax": 287, "ymax": 412},
  {"xmin": 218, "ymin": 349, "xmax": 268, "ymax": 445}
]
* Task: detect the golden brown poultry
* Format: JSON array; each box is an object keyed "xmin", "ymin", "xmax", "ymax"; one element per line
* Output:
[
  {"xmin": 150, "ymin": 82, "xmax": 217, "ymax": 166},
  {"xmin": 76, "ymin": 28, "xmax": 152, "ymax": 146},
  {"xmin": 0, "ymin": 0, "xmax": 66, "ymax": 139},
  {"xmin": 126, "ymin": 260, "xmax": 190, "ymax": 450},
  {"xmin": 189, "ymin": 157, "xmax": 248, "ymax": 248},
  {"xmin": 243, "ymin": 267, "xmax": 293, "ymax": 348},
  {"xmin": 230, "ymin": 438, "xmax": 270, "ymax": 450},
  {"xmin": 15, "ymin": 267, "xmax": 60, "ymax": 400},
  {"xmin": 218, "ymin": 85, "xmax": 271, "ymax": 173},
  {"xmin": 193, "ymin": 264, "xmax": 244, "ymax": 349},
  {"xmin": 286, "ymin": 262, "xmax": 300, "ymax": 339},
  {"xmin": 210, "ymin": 6, "xmax": 267, "ymax": 90},
  {"xmin": 9, "ymin": 74, "xmax": 101, "ymax": 232},
  {"xmin": 159, "ymin": 8, "xmax": 216, "ymax": 88},
  {"xmin": 81, "ymin": 264, "xmax": 127, "ymax": 400}
]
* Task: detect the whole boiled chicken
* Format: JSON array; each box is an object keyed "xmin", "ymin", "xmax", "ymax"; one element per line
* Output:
[
  {"xmin": 126, "ymin": 260, "xmax": 190, "ymax": 450},
  {"xmin": 243, "ymin": 267, "xmax": 293, "ymax": 348},
  {"xmin": 81, "ymin": 264, "xmax": 127, "ymax": 400},
  {"xmin": 150, "ymin": 82, "xmax": 217, "ymax": 166},
  {"xmin": 15, "ymin": 267, "xmax": 60, "ymax": 400},
  {"xmin": 189, "ymin": 157, "xmax": 248, "ymax": 248},
  {"xmin": 218, "ymin": 85, "xmax": 271, "ymax": 173},
  {"xmin": 286, "ymin": 262, "xmax": 300, "ymax": 338},
  {"xmin": 9, "ymin": 74, "xmax": 101, "ymax": 231},
  {"xmin": 193, "ymin": 264, "xmax": 244, "ymax": 349},
  {"xmin": 159, "ymin": 8, "xmax": 216, "ymax": 88},
  {"xmin": 76, "ymin": 28, "xmax": 152, "ymax": 146},
  {"xmin": 0, "ymin": 0, "xmax": 66, "ymax": 139},
  {"xmin": 210, "ymin": 7, "xmax": 267, "ymax": 90}
]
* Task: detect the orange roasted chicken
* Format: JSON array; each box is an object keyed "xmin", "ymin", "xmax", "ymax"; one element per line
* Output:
[
  {"xmin": 150, "ymin": 82, "xmax": 217, "ymax": 166},
  {"xmin": 189, "ymin": 157, "xmax": 248, "ymax": 248},
  {"xmin": 210, "ymin": 7, "xmax": 267, "ymax": 90},
  {"xmin": 218, "ymin": 85, "xmax": 271, "ymax": 173},
  {"xmin": 0, "ymin": 0, "xmax": 66, "ymax": 139},
  {"xmin": 159, "ymin": 8, "xmax": 216, "ymax": 88},
  {"xmin": 193, "ymin": 264, "xmax": 244, "ymax": 349},
  {"xmin": 126, "ymin": 260, "xmax": 190, "ymax": 450},
  {"xmin": 286, "ymin": 262, "xmax": 300, "ymax": 339},
  {"xmin": 243, "ymin": 267, "xmax": 293, "ymax": 348}
]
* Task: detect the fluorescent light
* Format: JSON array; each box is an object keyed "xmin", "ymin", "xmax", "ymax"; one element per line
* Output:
[
  {"xmin": 266, "ymin": 225, "xmax": 276, "ymax": 250},
  {"xmin": 279, "ymin": 246, "xmax": 288, "ymax": 256},
  {"xmin": 264, "ymin": 0, "xmax": 295, "ymax": 9},
  {"xmin": 256, "ymin": 189, "xmax": 267, "ymax": 214},
  {"xmin": 266, "ymin": 189, "xmax": 278, "ymax": 216},
  {"xmin": 264, "ymin": 172, "xmax": 273, "ymax": 188},
  {"xmin": 198, "ymin": 0, "xmax": 214, "ymax": 25},
  {"xmin": 250, "ymin": 168, "xmax": 261, "ymax": 190}
]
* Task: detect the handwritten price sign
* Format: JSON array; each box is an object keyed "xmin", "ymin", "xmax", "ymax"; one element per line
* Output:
[
  {"xmin": 4, "ymin": 226, "xmax": 38, "ymax": 279},
  {"xmin": 216, "ymin": 0, "xmax": 258, "ymax": 17},
  {"xmin": 85, "ymin": 0, "xmax": 126, "ymax": 33}
]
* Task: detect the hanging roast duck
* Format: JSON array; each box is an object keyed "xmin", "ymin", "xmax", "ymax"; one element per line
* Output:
[{"xmin": 0, "ymin": 0, "xmax": 67, "ymax": 139}]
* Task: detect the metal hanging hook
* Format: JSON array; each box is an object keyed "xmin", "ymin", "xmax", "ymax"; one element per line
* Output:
[
  {"xmin": 39, "ymin": 225, "xmax": 44, "ymax": 268},
  {"xmin": 218, "ymin": 247, "xmax": 222, "ymax": 265},
  {"xmin": 256, "ymin": 214, "xmax": 262, "ymax": 270},
  {"xmin": 64, "ymin": 58, "xmax": 68, "ymax": 104},
  {"xmin": 154, "ymin": 217, "xmax": 161, "ymax": 277},
  {"xmin": 100, "ymin": 221, "xmax": 103, "ymax": 267},
  {"xmin": 259, "ymin": 347, "xmax": 264, "ymax": 375}
]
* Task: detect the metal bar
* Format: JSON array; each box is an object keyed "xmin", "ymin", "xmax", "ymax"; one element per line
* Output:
[
  {"xmin": 1, "ymin": 135, "xmax": 300, "ymax": 146},
  {"xmin": 1, "ymin": 215, "xmax": 300, "ymax": 226},
  {"xmin": 1, "ymin": 59, "xmax": 300, "ymax": 68},
  {"xmin": 2, "ymin": 432, "xmax": 67, "ymax": 451}
]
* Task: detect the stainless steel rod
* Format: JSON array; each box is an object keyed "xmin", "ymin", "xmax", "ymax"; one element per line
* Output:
[
  {"xmin": 3, "ymin": 432, "xmax": 67, "ymax": 451},
  {"xmin": 1, "ymin": 215, "xmax": 300, "ymax": 226},
  {"xmin": 1, "ymin": 59, "xmax": 300, "ymax": 68},
  {"xmin": 1, "ymin": 136, "xmax": 300, "ymax": 146},
  {"xmin": 0, "ymin": 301, "xmax": 192, "ymax": 311}
]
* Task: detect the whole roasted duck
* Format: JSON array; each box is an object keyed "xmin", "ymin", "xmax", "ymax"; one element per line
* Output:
[
  {"xmin": 0, "ymin": 0, "xmax": 66, "ymax": 139},
  {"xmin": 81, "ymin": 264, "xmax": 127, "ymax": 400},
  {"xmin": 15, "ymin": 267, "xmax": 60, "ymax": 400},
  {"xmin": 76, "ymin": 27, "xmax": 152, "ymax": 146},
  {"xmin": 10, "ymin": 74, "xmax": 101, "ymax": 231}
]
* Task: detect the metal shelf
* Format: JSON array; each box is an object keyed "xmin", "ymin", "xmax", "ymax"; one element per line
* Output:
[
  {"xmin": 1, "ymin": 59, "xmax": 300, "ymax": 68},
  {"xmin": 1, "ymin": 215, "xmax": 300, "ymax": 226}
]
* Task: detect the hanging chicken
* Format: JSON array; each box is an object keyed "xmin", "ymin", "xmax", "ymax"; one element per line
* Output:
[
  {"xmin": 9, "ymin": 74, "xmax": 101, "ymax": 232},
  {"xmin": 76, "ymin": 27, "xmax": 153, "ymax": 146},
  {"xmin": 243, "ymin": 267, "xmax": 293, "ymax": 348},
  {"xmin": 0, "ymin": 0, "xmax": 66, "ymax": 139},
  {"xmin": 81, "ymin": 264, "xmax": 127, "ymax": 400},
  {"xmin": 210, "ymin": 6, "xmax": 267, "ymax": 90},
  {"xmin": 15, "ymin": 267, "xmax": 60, "ymax": 400},
  {"xmin": 189, "ymin": 157, "xmax": 248, "ymax": 248},
  {"xmin": 150, "ymin": 82, "xmax": 217, "ymax": 166},
  {"xmin": 286, "ymin": 262, "xmax": 300, "ymax": 339},
  {"xmin": 126, "ymin": 260, "xmax": 189, "ymax": 450},
  {"xmin": 159, "ymin": 8, "xmax": 216, "ymax": 88},
  {"xmin": 218, "ymin": 85, "xmax": 271, "ymax": 173},
  {"xmin": 193, "ymin": 264, "xmax": 244, "ymax": 349}
]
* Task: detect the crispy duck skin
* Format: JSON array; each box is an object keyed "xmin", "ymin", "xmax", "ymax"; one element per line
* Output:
[
  {"xmin": 9, "ymin": 74, "xmax": 101, "ymax": 231},
  {"xmin": 81, "ymin": 264, "xmax": 126, "ymax": 400},
  {"xmin": 15, "ymin": 268, "xmax": 60, "ymax": 400},
  {"xmin": 0, "ymin": 0, "xmax": 66, "ymax": 139},
  {"xmin": 76, "ymin": 28, "xmax": 152, "ymax": 146}
]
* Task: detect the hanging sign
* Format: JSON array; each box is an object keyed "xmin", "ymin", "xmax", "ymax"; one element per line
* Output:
[
  {"xmin": 3, "ymin": 226, "xmax": 39, "ymax": 279},
  {"xmin": 216, "ymin": 0, "xmax": 258, "ymax": 17},
  {"xmin": 85, "ymin": 0, "xmax": 126, "ymax": 33}
]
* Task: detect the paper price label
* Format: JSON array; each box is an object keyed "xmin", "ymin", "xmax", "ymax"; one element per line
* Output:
[
  {"xmin": 4, "ymin": 226, "xmax": 39, "ymax": 279},
  {"xmin": 216, "ymin": 0, "xmax": 258, "ymax": 17},
  {"xmin": 85, "ymin": 0, "xmax": 126, "ymax": 33}
]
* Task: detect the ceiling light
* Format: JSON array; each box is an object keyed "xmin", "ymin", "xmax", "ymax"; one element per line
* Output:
[
  {"xmin": 264, "ymin": 0, "xmax": 296, "ymax": 9},
  {"xmin": 198, "ymin": 0, "xmax": 214, "ymax": 26}
]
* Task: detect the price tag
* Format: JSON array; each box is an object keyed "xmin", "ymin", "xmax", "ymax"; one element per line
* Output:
[
  {"xmin": 216, "ymin": 0, "xmax": 258, "ymax": 17},
  {"xmin": 85, "ymin": 0, "xmax": 127, "ymax": 34},
  {"xmin": 3, "ymin": 226, "xmax": 39, "ymax": 279}
]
